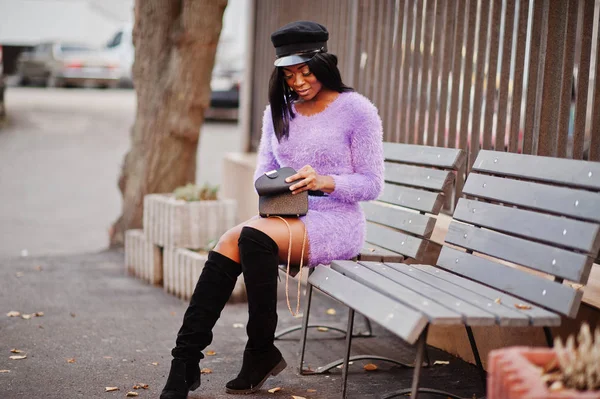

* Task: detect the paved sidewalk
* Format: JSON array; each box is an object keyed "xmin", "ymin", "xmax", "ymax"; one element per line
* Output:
[{"xmin": 0, "ymin": 250, "xmax": 485, "ymax": 399}]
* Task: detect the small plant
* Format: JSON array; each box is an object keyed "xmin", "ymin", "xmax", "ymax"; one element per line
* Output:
[
  {"xmin": 173, "ymin": 183, "xmax": 220, "ymax": 201},
  {"xmin": 542, "ymin": 323, "xmax": 600, "ymax": 391}
]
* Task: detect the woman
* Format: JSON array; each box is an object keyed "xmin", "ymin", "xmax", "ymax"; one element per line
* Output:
[{"xmin": 160, "ymin": 20, "xmax": 384, "ymax": 398}]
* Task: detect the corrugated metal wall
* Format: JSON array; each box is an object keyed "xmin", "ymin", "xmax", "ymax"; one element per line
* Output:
[{"xmin": 246, "ymin": 0, "xmax": 600, "ymax": 166}]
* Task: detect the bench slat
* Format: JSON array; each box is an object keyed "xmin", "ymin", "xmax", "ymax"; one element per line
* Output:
[
  {"xmin": 366, "ymin": 223, "xmax": 426, "ymax": 260},
  {"xmin": 384, "ymin": 162, "xmax": 454, "ymax": 192},
  {"xmin": 359, "ymin": 242, "xmax": 404, "ymax": 263},
  {"xmin": 378, "ymin": 183, "xmax": 445, "ymax": 214},
  {"xmin": 363, "ymin": 201, "xmax": 436, "ymax": 238},
  {"xmin": 356, "ymin": 262, "xmax": 497, "ymax": 325},
  {"xmin": 446, "ymin": 221, "xmax": 594, "ymax": 283},
  {"xmin": 331, "ymin": 260, "xmax": 463, "ymax": 324},
  {"xmin": 410, "ymin": 263, "xmax": 562, "ymax": 326},
  {"xmin": 308, "ymin": 267, "xmax": 428, "ymax": 344},
  {"xmin": 437, "ymin": 247, "xmax": 583, "ymax": 318},
  {"xmin": 384, "ymin": 143, "xmax": 466, "ymax": 169},
  {"xmin": 454, "ymin": 198, "xmax": 600, "ymax": 255},
  {"xmin": 472, "ymin": 150, "xmax": 600, "ymax": 191},
  {"xmin": 463, "ymin": 173, "xmax": 600, "ymax": 223},
  {"xmin": 373, "ymin": 262, "xmax": 530, "ymax": 327}
]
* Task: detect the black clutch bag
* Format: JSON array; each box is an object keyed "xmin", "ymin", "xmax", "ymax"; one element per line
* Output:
[{"xmin": 255, "ymin": 167, "xmax": 308, "ymax": 217}]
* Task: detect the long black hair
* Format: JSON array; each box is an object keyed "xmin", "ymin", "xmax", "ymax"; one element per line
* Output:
[{"xmin": 268, "ymin": 52, "xmax": 354, "ymax": 141}]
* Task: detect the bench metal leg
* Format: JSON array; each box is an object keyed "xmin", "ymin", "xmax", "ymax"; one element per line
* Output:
[
  {"xmin": 298, "ymin": 281, "xmax": 314, "ymax": 373},
  {"xmin": 465, "ymin": 326, "xmax": 486, "ymax": 387},
  {"xmin": 544, "ymin": 326, "xmax": 554, "ymax": 347},
  {"xmin": 341, "ymin": 308, "xmax": 355, "ymax": 399}
]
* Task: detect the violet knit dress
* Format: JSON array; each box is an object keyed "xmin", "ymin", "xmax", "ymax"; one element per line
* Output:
[{"xmin": 253, "ymin": 91, "xmax": 385, "ymax": 267}]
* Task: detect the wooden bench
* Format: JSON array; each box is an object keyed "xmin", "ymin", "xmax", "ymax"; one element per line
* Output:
[
  {"xmin": 276, "ymin": 143, "xmax": 465, "ymax": 369},
  {"xmin": 306, "ymin": 150, "xmax": 600, "ymax": 398}
]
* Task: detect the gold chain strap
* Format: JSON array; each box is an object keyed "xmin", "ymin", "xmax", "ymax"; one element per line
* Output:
[{"xmin": 268, "ymin": 216, "xmax": 307, "ymax": 317}]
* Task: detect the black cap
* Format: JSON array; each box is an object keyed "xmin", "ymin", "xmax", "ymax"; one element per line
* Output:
[{"xmin": 270, "ymin": 21, "xmax": 328, "ymax": 67}]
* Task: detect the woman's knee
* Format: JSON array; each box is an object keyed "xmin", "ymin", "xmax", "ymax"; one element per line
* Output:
[{"xmin": 213, "ymin": 226, "xmax": 242, "ymax": 262}]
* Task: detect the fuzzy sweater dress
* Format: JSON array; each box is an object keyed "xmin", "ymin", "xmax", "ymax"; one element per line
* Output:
[{"xmin": 254, "ymin": 91, "xmax": 385, "ymax": 267}]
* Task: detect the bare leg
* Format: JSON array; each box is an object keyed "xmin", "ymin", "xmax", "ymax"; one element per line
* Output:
[{"xmin": 214, "ymin": 216, "xmax": 309, "ymax": 266}]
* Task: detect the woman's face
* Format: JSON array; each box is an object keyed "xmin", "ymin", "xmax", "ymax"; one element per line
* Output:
[{"xmin": 282, "ymin": 63, "xmax": 323, "ymax": 101}]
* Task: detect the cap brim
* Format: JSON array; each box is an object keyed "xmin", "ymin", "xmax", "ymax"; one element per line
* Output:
[{"xmin": 273, "ymin": 54, "xmax": 314, "ymax": 67}]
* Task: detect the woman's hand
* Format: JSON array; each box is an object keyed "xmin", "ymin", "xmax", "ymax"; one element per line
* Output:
[{"xmin": 286, "ymin": 165, "xmax": 335, "ymax": 195}]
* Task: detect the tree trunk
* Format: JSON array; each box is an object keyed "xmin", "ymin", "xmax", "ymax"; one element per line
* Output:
[{"xmin": 110, "ymin": 0, "xmax": 227, "ymax": 247}]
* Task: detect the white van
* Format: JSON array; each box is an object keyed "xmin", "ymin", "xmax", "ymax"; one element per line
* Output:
[{"xmin": 104, "ymin": 25, "xmax": 134, "ymax": 88}]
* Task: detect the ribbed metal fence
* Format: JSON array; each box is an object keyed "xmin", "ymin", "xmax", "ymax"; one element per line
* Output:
[{"xmin": 246, "ymin": 0, "xmax": 600, "ymax": 165}]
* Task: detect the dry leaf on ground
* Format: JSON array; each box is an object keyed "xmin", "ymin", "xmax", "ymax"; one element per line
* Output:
[
  {"xmin": 66, "ymin": 358, "xmax": 76, "ymax": 363},
  {"xmin": 6, "ymin": 311, "xmax": 20, "ymax": 317},
  {"xmin": 105, "ymin": 387, "xmax": 119, "ymax": 392},
  {"xmin": 494, "ymin": 298, "xmax": 501, "ymax": 304},
  {"xmin": 206, "ymin": 350, "xmax": 216, "ymax": 356},
  {"xmin": 0, "ymin": 370, "xmax": 10, "ymax": 373},
  {"xmin": 151, "ymin": 362, "xmax": 159, "ymax": 366},
  {"xmin": 9, "ymin": 355, "xmax": 27, "ymax": 360},
  {"xmin": 292, "ymin": 396, "xmax": 307, "ymax": 399},
  {"xmin": 103, "ymin": 356, "xmax": 113, "ymax": 359},
  {"xmin": 34, "ymin": 312, "xmax": 44, "ymax": 317},
  {"xmin": 35, "ymin": 265, "xmax": 43, "ymax": 271},
  {"xmin": 200, "ymin": 368, "xmax": 212, "ymax": 374},
  {"xmin": 316, "ymin": 327, "xmax": 329, "ymax": 332},
  {"xmin": 433, "ymin": 360, "xmax": 449, "ymax": 365},
  {"xmin": 306, "ymin": 389, "xmax": 317, "ymax": 393},
  {"xmin": 514, "ymin": 303, "xmax": 532, "ymax": 310},
  {"xmin": 363, "ymin": 363, "xmax": 378, "ymax": 371},
  {"xmin": 267, "ymin": 387, "xmax": 281, "ymax": 393},
  {"xmin": 126, "ymin": 392, "xmax": 138, "ymax": 397},
  {"xmin": 70, "ymin": 313, "xmax": 76, "ymax": 318},
  {"xmin": 326, "ymin": 308, "xmax": 336, "ymax": 315},
  {"xmin": 10, "ymin": 349, "xmax": 22, "ymax": 354},
  {"xmin": 21, "ymin": 314, "xmax": 32, "ymax": 320}
]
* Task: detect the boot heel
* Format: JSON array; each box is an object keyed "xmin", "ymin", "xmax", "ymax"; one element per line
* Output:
[{"xmin": 271, "ymin": 358, "xmax": 287, "ymax": 376}]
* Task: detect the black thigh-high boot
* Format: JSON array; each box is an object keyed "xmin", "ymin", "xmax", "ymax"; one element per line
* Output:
[
  {"xmin": 160, "ymin": 250, "xmax": 241, "ymax": 399},
  {"xmin": 225, "ymin": 227, "xmax": 287, "ymax": 394}
]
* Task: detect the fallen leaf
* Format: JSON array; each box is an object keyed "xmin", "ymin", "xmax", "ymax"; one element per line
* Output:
[
  {"xmin": 6, "ymin": 311, "xmax": 20, "ymax": 317},
  {"xmin": 292, "ymin": 396, "xmax": 307, "ymax": 399},
  {"xmin": 126, "ymin": 392, "xmax": 138, "ymax": 397},
  {"xmin": 206, "ymin": 350, "xmax": 216, "ymax": 356},
  {"xmin": 0, "ymin": 370, "xmax": 10, "ymax": 373},
  {"xmin": 494, "ymin": 298, "xmax": 502, "ymax": 304},
  {"xmin": 10, "ymin": 349, "xmax": 22, "ymax": 354},
  {"xmin": 66, "ymin": 358, "xmax": 76, "ymax": 363},
  {"xmin": 34, "ymin": 312, "xmax": 44, "ymax": 317},
  {"xmin": 103, "ymin": 356, "xmax": 113, "ymax": 359},
  {"xmin": 363, "ymin": 363, "xmax": 378, "ymax": 371},
  {"xmin": 15, "ymin": 272, "xmax": 24, "ymax": 278},
  {"xmin": 21, "ymin": 314, "xmax": 32, "ymax": 320},
  {"xmin": 326, "ymin": 308, "xmax": 336, "ymax": 315},
  {"xmin": 232, "ymin": 323, "xmax": 244, "ymax": 328},
  {"xmin": 105, "ymin": 387, "xmax": 119, "ymax": 392},
  {"xmin": 35, "ymin": 265, "xmax": 43, "ymax": 271},
  {"xmin": 151, "ymin": 362, "xmax": 159, "ymax": 366},
  {"xmin": 132, "ymin": 385, "xmax": 141, "ymax": 390},
  {"xmin": 433, "ymin": 360, "xmax": 449, "ymax": 365},
  {"xmin": 9, "ymin": 355, "xmax": 27, "ymax": 360},
  {"xmin": 514, "ymin": 303, "xmax": 532, "ymax": 310},
  {"xmin": 267, "ymin": 387, "xmax": 281, "ymax": 393},
  {"xmin": 200, "ymin": 368, "xmax": 212, "ymax": 374},
  {"xmin": 139, "ymin": 384, "xmax": 148, "ymax": 389},
  {"xmin": 317, "ymin": 327, "xmax": 329, "ymax": 332},
  {"xmin": 70, "ymin": 313, "xmax": 76, "ymax": 318},
  {"xmin": 306, "ymin": 389, "xmax": 317, "ymax": 393}
]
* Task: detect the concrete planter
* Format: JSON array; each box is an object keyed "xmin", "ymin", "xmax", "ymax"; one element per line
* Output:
[
  {"xmin": 143, "ymin": 194, "xmax": 236, "ymax": 249},
  {"xmin": 163, "ymin": 247, "xmax": 246, "ymax": 302},
  {"xmin": 124, "ymin": 229, "xmax": 162, "ymax": 285},
  {"xmin": 488, "ymin": 347, "xmax": 600, "ymax": 398}
]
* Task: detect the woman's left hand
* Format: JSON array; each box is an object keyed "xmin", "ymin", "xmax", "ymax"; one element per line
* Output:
[{"xmin": 286, "ymin": 165, "xmax": 323, "ymax": 195}]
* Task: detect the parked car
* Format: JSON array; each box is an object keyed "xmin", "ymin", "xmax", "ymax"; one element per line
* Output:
[
  {"xmin": 210, "ymin": 68, "xmax": 241, "ymax": 109},
  {"xmin": 104, "ymin": 26, "xmax": 134, "ymax": 88},
  {"xmin": 16, "ymin": 41, "xmax": 121, "ymax": 88}
]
